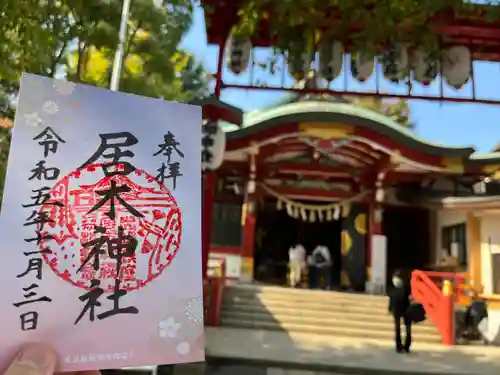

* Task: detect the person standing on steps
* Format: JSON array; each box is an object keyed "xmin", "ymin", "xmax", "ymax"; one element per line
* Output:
[
  {"xmin": 388, "ymin": 270, "xmax": 413, "ymax": 353},
  {"xmin": 288, "ymin": 242, "xmax": 306, "ymax": 287},
  {"xmin": 311, "ymin": 244, "xmax": 332, "ymax": 290}
]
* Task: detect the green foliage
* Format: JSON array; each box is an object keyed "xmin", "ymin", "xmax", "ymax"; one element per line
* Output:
[
  {"xmin": 0, "ymin": 128, "xmax": 11, "ymax": 207},
  {"xmin": 1, "ymin": 0, "xmax": 208, "ymax": 105},
  {"xmin": 350, "ymin": 97, "xmax": 413, "ymax": 129},
  {"xmin": 0, "ymin": 0, "xmax": 209, "ymax": 200},
  {"xmin": 232, "ymin": 0, "xmax": 500, "ymax": 56}
]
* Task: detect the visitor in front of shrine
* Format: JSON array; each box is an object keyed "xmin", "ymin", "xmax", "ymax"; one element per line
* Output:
[
  {"xmin": 311, "ymin": 244, "xmax": 332, "ymax": 290},
  {"xmin": 388, "ymin": 270, "xmax": 412, "ymax": 354},
  {"xmin": 288, "ymin": 242, "xmax": 306, "ymax": 287}
]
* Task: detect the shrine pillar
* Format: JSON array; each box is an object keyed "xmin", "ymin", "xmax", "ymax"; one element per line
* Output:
[
  {"xmin": 202, "ymin": 171, "xmax": 215, "ymax": 278},
  {"xmin": 366, "ymin": 178, "xmax": 387, "ymax": 294},
  {"xmin": 240, "ymin": 145, "xmax": 259, "ymax": 282}
]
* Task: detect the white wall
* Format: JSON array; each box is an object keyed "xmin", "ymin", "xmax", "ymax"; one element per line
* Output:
[
  {"xmin": 434, "ymin": 209, "xmax": 467, "ymax": 261},
  {"xmin": 480, "ymin": 214, "xmax": 500, "ymax": 295},
  {"xmin": 209, "ymin": 253, "xmax": 242, "ymax": 279}
]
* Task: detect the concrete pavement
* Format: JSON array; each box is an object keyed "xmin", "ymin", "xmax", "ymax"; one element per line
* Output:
[{"xmin": 205, "ymin": 327, "xmax": 500, "ymax": 375}]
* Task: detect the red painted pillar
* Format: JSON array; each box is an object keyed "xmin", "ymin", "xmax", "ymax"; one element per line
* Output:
[
  {"xmin": 240, "ymin": 196, "xmax": 256, "ymax": 282},
  {"xmin": 441, "ymin": 279, "xmax": 455, "ymax": 345},
  {"xmin": 202, "ymin": 172, "xmax": 215, "ymax": 279}
]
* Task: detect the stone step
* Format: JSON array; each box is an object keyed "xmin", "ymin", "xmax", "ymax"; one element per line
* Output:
[
  {"xmin": 220, "ymin": 310, "xmax": 439, "ymax": 334},
  {"xmin": 226, "ymin": 285, "xmax": 389, "ymax": 303},
  {"xmin": 223, "ymin": 296, "xmax": 390, "ymax": 314},
  {"xmin": 224, "ymin": 292, "xmax": 389, "ymax": 308},
  {"xmin": 222, "ymin": 302, "xmax": 420, "ymax": 324},
  {"xmin": 220, "ymin": 318, "xmax": 442, "ymax": 343},
  {"xmin": 221, "ymin": 302, "xmax": 436, "ymax": 327},
  {"xmin": 225, "ymin": 288, "xmax": 389, "ymax": 307}
]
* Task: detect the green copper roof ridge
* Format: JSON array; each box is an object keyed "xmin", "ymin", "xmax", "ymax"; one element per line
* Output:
[
  {"xmin": 241, "ymin": 101, "xmax": 468, "ymax": 150},
  {"xmin": 469, "ymin": 151, "xmax": 500, "ymax": 160},
  {"xmin": 224, "ymin": 101, "xmax": 474, "ymax": 157}
]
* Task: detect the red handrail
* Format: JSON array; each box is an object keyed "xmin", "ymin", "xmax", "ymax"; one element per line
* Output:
[
  {"xmin": 411, "ymin": 270, "xmax": 454, "ymax": 345},
  {"xmin": 203, "ymin": 258, "xmax": 227, "ymax": 326},
  {"xmin": 421, "ymin": 271, "xmax": 468, "ymax": 304}
]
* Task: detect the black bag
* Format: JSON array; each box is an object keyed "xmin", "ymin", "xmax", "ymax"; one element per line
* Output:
[{"xmin": 406, "ymin": 303, "xmax": 426, "ymax": 324}]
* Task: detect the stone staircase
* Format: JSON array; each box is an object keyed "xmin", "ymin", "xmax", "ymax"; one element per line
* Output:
[{"xmin": 220, "ymin": 284, "xmax": 442, "ymax": 344}]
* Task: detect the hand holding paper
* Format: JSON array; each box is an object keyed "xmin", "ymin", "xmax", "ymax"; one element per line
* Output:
[{"xmin": 0, "ymin": 74, "xmax": 204, "ymax": 371}]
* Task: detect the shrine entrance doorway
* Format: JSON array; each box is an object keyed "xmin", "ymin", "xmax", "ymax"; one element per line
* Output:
[
  {"xmin": 254, "ymin": 199, "xmax": 342, "ymax": 287},
  {"xmin": 383, "ymin": 207, "xmax": 432, "ymax": 287}
]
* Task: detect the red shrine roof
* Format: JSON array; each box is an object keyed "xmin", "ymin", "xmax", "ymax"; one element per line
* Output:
[{"xmin": 213, "ymin": 99, "xmax": 500, "ymax": 201}]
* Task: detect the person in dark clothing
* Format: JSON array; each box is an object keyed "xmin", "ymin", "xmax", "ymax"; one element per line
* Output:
[{"xmin": 388, "ymin": 270, "xmax": 412, "ymax": 353}]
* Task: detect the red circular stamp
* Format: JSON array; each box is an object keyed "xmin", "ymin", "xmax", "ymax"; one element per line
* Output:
[{"xmin": 39, "ymin": 164, "xmax": 182, "ymax": 292}]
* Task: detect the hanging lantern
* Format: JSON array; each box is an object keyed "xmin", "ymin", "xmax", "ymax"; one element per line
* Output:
[
  {"xmin": 412, "ymin": 49, "xmax": 439, "ymax": 86},
  {"xmin": 224, "ymin": 34, "xmax": 252, "ymax": 75},
  {"xmin": 375, "ymin": 187, "xmax": 385, "ymax": 203},
  {"xmin": 318, "ymin": 40, "xmax": 344, "ymax": 82},
  {"xmin": 442, "ymin": 46, "xmax": 471, "ymax": 89},
  {"xmin": 202, "ymin": 120, "xmax": 226, "ymax": 171},
  {"xmin": 288, "ymin": 50, "xmax": 313, "ymax": 81},
  {"xmin": 381, "ymin": 43, "xmax": 409, "ymax": 83},
  {"xmin": 351, "ymin": 51, "xmax": 374, "ymax": 82},
  {"xmin": 247, "ymin": 180, "xmax": 256, "ymax": 194}
]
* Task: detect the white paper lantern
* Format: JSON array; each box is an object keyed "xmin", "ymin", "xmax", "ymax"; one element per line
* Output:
[
  {"xmin": 247, "ymin": 180, "xmax": 256, "ymax": 194},
  {"xmin": 381, "ymin": 44, "xmax": 409, "ymax": 82},
  {"xmin": 412, "ymin": 49, "xmax": 439, "ymax": 86},
  {"xmin": 375, "ymin": 187, "xmax": 385, "ymax": 203},
  {"xmin": 351, "ymin": 52, "xmax": 374, "ymax": 82},
  {"xmin": 224, "ymin": 34, "xmax": 252, "ymax": 75},
  {"xmin": 319, "ymin": 41, "xmax": 344, "ymax": 82},
  {"xmin": 288, "ymin": 51, "xmax": 313, "ymax": 81},
  {"xmin": 202, "ymin": 121, "xmax": 226, "ymax": 171},
  {"xmin": 442, "ymin": 46, "xmax": 471, "ymax": 89}
]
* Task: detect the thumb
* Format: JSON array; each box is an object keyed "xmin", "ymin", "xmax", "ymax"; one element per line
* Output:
[{"xmin": 4, "ymin": 344, "xmax": 57, "ymax": 375}]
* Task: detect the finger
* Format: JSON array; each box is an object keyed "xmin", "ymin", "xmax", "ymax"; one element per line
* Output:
[{"xmin": 4, "ymin": 343, "xmax": 57, "ymax": 375}]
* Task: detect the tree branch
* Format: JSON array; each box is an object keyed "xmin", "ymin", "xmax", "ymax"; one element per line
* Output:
[
  {"xmin": 49, "ymin": 41, "xmax": 68, "ymax": 77},
  {"xmin": 75, "ymin": 41, "xmax": 86, "ymax": 81},
  {"xmin": 124, "ymin": 21, "xmax": 142, "ymax": 62}
]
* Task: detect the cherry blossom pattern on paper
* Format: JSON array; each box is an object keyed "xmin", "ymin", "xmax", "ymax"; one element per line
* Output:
[
  {"xmin": 39, "ymin": 164, "xmax": 183, "ymax": 292},
  {"xmin": 185, "ymin": 297, "xmax": 203, "ymax": 325},
  {"xmin": 42, "ymin": 101, "xmax": 60, "ymax": 115},
  {"xmin": 24, "ymin": 112, "xmax": 44, "ymax": 127},
  {"xmin": 53, "ymin": 79, "xmax": 76, "ymax": 96},
  {"xmin": 158, "ymin": 317, "xmax": 180, "ymax": 339},
  {"xmin": 157, "ymin": 316, "xmax": 191, "ymax": 356}
]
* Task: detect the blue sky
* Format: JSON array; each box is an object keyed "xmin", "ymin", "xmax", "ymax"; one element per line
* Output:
[{"xmin": 182, "ymin": 6, "xmax": 500, "ymax": 153}]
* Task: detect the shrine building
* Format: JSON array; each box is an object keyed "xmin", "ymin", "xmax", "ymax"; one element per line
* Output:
[{"xmin": 201, "ymin": 94, "xmax": 500, "ymax": 303}]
